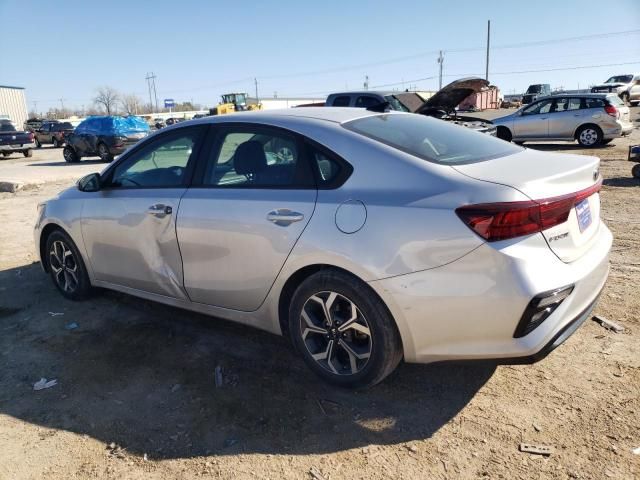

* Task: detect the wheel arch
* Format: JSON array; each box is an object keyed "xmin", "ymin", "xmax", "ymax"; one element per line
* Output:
[
  {"xmin": 574, "ymin": 122, "xmax": 603, "ymax": 140},
  {"xmin": 496, "ymin": 125, "xmax": 513, "ymax": 142}
]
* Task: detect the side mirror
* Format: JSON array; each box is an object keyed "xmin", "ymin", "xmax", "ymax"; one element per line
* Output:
[{"xmin": 77, "ymin": 172, "xmax": 101, "ymax": 192}]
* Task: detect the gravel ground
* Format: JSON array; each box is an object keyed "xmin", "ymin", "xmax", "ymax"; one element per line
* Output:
[{"xmin": 0, "ymin": 113, "xmax": 639, "ymax": 479}]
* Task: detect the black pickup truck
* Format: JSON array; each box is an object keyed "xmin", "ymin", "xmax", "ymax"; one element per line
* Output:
[{"xmin": 0, "ymin": 120, "xmax": 36, "ymax": 157}]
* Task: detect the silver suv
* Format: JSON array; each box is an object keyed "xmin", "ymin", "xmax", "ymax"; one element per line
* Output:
[
  {"xmin": 493, "ymin": 93, "xmax": 633, "ymax": 147},
  {"xmin": 591, "ymin": 74, "xmax": 640, "ymax": 106}
]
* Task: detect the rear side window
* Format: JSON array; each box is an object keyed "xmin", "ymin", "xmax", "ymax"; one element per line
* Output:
[
  {"xmin": 331, "ymin": 96, "xmax": 351, "ymax": 107},
  {"xmin": 344, "ymin": 113, "xmax": 521, "ymax": 165},
  {"xmin": 584, "ymin": 98, "xmax": 605, "ymax": 109},
  {"xmin": 606, "ymin": 95, "xmax": 624, "ymax": 107},
  {"xmin": 203, "ymin": 127, "xmax": 312, "ymax": 188}
]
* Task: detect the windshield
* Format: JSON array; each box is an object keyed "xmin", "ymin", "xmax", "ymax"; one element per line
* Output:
[
  {"xmin": 0, "ymin": 123, "xmax": 16, "ymax": 132},
  {"xmin": 526, "ymin": 85, "xmax": 543, "ymax": 93},
  {"xmin": 605, "ymin": 75, "xmax": 633, "ymax": 84},
  {"xmin": 384, "ymin": 95, "xmax": 410, "ymax": 112},
  {"xmin": 343, "ymin": 113, "xmax": 520, "ymax": 165}
]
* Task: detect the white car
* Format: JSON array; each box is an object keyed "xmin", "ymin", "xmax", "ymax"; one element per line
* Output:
[
  {"xmin": 591, "ymin": 74, "xmax": 640, "ymax": 106},
  {"xmin": 35, "ymin": 108, "xmax": 612, "ymax": 387}
]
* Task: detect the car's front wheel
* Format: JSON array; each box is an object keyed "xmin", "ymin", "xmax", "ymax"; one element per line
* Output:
[
  {"xmin": 576, "ymin": 125, "xmax": 603, "ymax": 147},
  {"xmin": 632, "ymin": 163, "xmax": 640, "ymax": 179},
  {"xmin": 288, "ymin": 270, "xmax": 403, "ymax": 388},
  {"xmin": 45, "ymin": 229, "xmax": 92, "ymax": 300},
  {"xmin": 97, "ymin": 143, "xmax": 113, "ymax": 162}
]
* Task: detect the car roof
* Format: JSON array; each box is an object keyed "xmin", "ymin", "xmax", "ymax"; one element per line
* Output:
[
  {"xmin": 549, "ymin": 92, "xmax": 617, "ymax": 98},
  {"xmin": 327, "ymin": 91, "xmax": 396, "ymax": 97},
  {"xmin": 195, "ymin": 107, "xmax": 383, "ymax": 125}
]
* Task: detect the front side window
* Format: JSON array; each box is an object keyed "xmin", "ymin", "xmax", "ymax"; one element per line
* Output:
[
  {"xmin": 203, "ymin": 127, "xmax": 309, "ymax": 187},
  {"xmin": 344, "ymin": 113, "xmax": 521, "ymax": 165},
  {"xmin": 522, "ymin": 99, "xmax": 553, "ymax": 115},
  {"xmin": 110, "ymin": 127, "xmax": 203, "ymax": 188},
  {"xmin": 567, "ymin": 98, "xmax": 582, "ymax": 110}
]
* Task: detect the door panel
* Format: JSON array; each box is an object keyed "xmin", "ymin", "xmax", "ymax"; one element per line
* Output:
[
  {"xmin": 513, "ymin": 99, "xmax": 553, "ymax": 139},
  {"xmin": 177, "ymin": 188, "xmax": 316, "ymax": 311},
  {"xmin": 81, "ymin": 189, "xmax": 188, "ymax": 298},
  {"xmin": 548, "ymin": 97, "xmax": 582, "ymax": 139}
]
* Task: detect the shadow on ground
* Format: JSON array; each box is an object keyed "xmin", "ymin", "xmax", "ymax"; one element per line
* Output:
[
  {"xmin": 0, "ymin": 263, "xmax": 495, "ymax": 459},
  {"xmin": 603, "ymin": 175, "xmax": 640, "ymax": 187}
]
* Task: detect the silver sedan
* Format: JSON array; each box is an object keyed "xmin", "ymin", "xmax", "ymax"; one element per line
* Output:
[
  {"xmin": 35, "ymin": 108, "xmax": 612, "ymax": 387},
  {"xmin": 493, "ymin": 93, "xmax": 633, "ymax": 146}
]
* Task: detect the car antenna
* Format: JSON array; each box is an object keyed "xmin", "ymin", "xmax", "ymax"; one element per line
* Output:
[{"xmin": 366, "ymin": 101, "xmax": 390, "ymax": 113}]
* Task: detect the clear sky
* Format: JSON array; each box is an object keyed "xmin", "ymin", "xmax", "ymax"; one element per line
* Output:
[{"xmin": 1, "ymin": 0, "xmax": 639, "ymax": 113}]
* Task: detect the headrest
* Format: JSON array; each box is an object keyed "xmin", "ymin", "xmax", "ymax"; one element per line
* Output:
[{"xmin": 234, "ymin": 141, "xmax": 267, "ymax": 175}]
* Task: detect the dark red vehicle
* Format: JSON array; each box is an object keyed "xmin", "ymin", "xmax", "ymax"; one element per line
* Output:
[{"xmin": 34, "ymin": 121, "xmax": 75, "ymax": 148}]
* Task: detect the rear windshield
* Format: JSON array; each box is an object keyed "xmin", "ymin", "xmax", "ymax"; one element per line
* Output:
[
  {"xmin": 343, "ymin": 113, "xmax": 520, "ymax": 165},
  {"xmin": 0, "ymin": 122, "xmax": 16, "ymax": 132}
]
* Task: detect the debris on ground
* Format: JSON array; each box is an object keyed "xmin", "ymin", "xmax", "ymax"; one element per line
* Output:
[
  {"xmin": 309, "ymin": 466, "xmax": 328, "ymax": 480},
  {"xmin": 48, "ymin": 312, "xmax": 64, "ymax": 317},
  {"xmin": 64, "ymin": 322, "xmax": 78, "ymax": 330},
  {"xmin": 519, "ymin": 443, "xmax": 554, "ymax": 456},
  {"xmin": 533, "ymin": 423, "xmax": 542, "ymax": 432},
  {"xmin": 106, "ymin": 442, "xmax": 126, "ymax": 458},
  {"xmin": 33, "ymin": 378, "xmax": 57, "ymax": 391},
  {"xmin": 633, "ymin": 447, "xmax": 640, "ymax": 455},
  {"xmin": 405, "ymin": 444, "xmax": 418, "ymax": 453},
  {"xmin": 214, "ymin": 366, "xmax": 223, "ymax": 387},
  {"xmin": 592, "ymin": 315, "xmax": 625, "ymax": 333}
]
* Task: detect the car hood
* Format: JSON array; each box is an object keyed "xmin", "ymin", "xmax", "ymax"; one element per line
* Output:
[{"xmin": 416, "ymin": 77, "xmax": 489, "ymax": 113}]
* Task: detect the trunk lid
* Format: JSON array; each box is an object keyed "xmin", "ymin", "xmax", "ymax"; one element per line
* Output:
[{"xmin": 453, "ymin": 148, "xmax": 602, "ymax": 263}]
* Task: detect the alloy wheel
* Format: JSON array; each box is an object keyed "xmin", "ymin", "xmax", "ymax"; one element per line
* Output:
[
  {"xmin": 98, "ymin": 144, "xmax": 108, "ymax": 160},
  {"xmin": 579, "ymin": 128, "xmax": 598, "ymax": 146},
  {"xmin": 49, "ymin": 240, "xmax": 79, "ymax": 293},
  {"xmin": 300, "ymin": 291, "xmax": 372, "ymax": 375}
]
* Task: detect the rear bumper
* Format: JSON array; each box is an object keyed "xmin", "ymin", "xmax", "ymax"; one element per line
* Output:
[
  {"xmin": 603, "ymin": 121, "xmax": 633, "ymax": 139},
  {"xmin": 370, "ymin": 222, "xmax": 612, "ymax": 363},
  {"xmin": 0, "ymin": 142, "xmax": 35, "ymax": 152}
]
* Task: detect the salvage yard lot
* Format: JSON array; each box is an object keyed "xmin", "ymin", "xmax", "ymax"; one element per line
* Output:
[{"xmin": 1, "ymin": 111, "xmax": 639, "ymax": 479}]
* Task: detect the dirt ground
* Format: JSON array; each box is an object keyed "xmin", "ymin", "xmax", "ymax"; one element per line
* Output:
[{"xmin": 1, "ymin": 114, "xmax": 639, "ymax": 479}]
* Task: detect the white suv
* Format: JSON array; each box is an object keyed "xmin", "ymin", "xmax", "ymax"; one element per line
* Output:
[{"xmin": 591, "ymin": 74, "xmax": 640, "ymax": 106}]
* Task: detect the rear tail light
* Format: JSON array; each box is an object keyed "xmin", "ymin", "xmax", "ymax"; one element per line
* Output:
[
  {"xmin": 456, "ymin": 179, "xmax": 602, "ymax": 242},
  {"xmin": 514, "ymin": 285, "xmax": 574, "ymax": 337},
  {"xmin": 28, "ymin": 132, "xmax": 34, "ymax": 141},
  {"xmin": 604, "ymin": 104, "xmax": 619, "ymax": 119}
]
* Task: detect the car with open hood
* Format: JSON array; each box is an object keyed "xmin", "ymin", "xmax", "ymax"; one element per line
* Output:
[{"xmin": 591, "ymin": 74, "xmax": 640, "ymax": 106}]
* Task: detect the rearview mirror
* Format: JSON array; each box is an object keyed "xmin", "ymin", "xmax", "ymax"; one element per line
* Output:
[{"xmin": 77, "ymin": 172, "xmax": 101, "ymax": 192}]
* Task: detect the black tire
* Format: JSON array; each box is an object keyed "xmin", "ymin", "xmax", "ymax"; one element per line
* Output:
[
  {"xmin": 53, "ymin": 138, "xmax": 60, "ymax": 148},
  {"xmin": 45, "ymin": 229, "xmax": 92, "ymax": 300},
  {"xmin": 63, "ymin": 146, "xmax": 79, "ymax": 163},
  {"xmin": 35, "ymin": 138, "xmax": 41, "ymax": 148},
  {"xmin": 576, "ymin": 125, "xmax": 603, "ymax": 147},
  {"xmin": 288, "ymin": 270, "xmax": 403, "ymax": 388},
  {"xmin": 496, "ymin": 126, "xmax": 512, "ymax": 142},
  {"xmin": 23, "ymin": 149, "xmax": 32, "ymax": 157},
  {"xmin": 97, "ymin": 143, "xmax": 113, "ymax": 162},
  {"xmin": 632, "ymin": 164, "xmax": 640, "ymax": 179},
  {"xmin": 2, "ymin": 152, "xmax": 10, "ymax": 157}
]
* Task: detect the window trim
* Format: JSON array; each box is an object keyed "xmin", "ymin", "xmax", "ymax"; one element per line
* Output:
[
  {"xmin": 191, "ymin": 123, "xmax": 317, "ymax": 190},
  {"xmin": 302, "ymin": 137, "xmax": 353, "ymax": 190},
  {"xmin": 99, "ymin": 125, "xmax": 209, "ymax": 190}
]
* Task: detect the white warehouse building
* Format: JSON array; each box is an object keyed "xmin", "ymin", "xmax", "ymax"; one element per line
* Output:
[{"xmin": 0, "ymin": 85, "xmax": 28, "ymax": 129}]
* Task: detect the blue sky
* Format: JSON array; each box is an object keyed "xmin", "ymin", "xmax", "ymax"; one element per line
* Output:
[{"xmin": 1, "ymin": 0, "xmax": 639, "ymax": 113}]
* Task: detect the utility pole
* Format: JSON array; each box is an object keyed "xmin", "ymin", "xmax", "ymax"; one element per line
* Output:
[
  {"xmin": 59, "ymin": 98, "xmax": 65, "ymax": 110},
  {"xmin": 437, "ymin": 51, "xmax": 444, "ymax": 89},
  {"xmin": 145, "ymin": 72, "xmax": 158, "ymax": 113},
  {"xmin": 254, "ymin": 78, "xmax": 259, "ymax": 104},
  {"xmin": 364, "ymin": 75, "xmax": 369, "ymax": 91},
  {"xmin": 485, "ymin": 20, "xmax": 491, "ymax": 81},
  {"xmin": 32, "ymin": 101, "xmax": 37, "ymax": 116}
]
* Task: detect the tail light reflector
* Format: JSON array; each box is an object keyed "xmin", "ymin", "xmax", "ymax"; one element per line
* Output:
[
  {"xmin": 456, "ymin": 179, "xmax": 602, "ymax": 242},
  {"xmin": 604, "ymin": 104, "xmax": 619, "ymax": 119}
]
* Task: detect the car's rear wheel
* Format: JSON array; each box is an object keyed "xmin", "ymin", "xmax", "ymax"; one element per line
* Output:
[
  {"xmin": 63, "ymin": 146, "xmax": 79, "ymax": 163},
  {"xmin": 45, "ymin": 230, "xmax": 92, "ymax": 300},
  {"xmin": 632, "ymin": 164, "xmax": 640, "ymax": 179},
  {"xmin": 576, "ymin": 125, "xmax": 603, "ymax": 147},
  {"xmin": 98, "ymin": 143, "xmax": 113, "ymax": 162},
  {"xmin": 53, "ymin": 138, "xmax": 60, "ymax": 148},
  {"xmin": 496, "ymin": 126, "xmax": 512, "ymax": 142},
  {"xmin": 288, "ymin": 270, "xmax": 403, "ymax": 388},
  {"xmin": 23, "ymin": 149, "xmax": 32, "ymax": 157}
]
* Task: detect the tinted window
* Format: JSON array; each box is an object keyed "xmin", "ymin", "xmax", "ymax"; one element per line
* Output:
[
  {"xmin": 344, "ymin": 113, "xmax": 521, "ymax": 165},
  {"xmin": 0, "ymin": 123, "xmax": 16, "ymax": 132},
  {"xmin": 522, "ymin": 99, "xmax": 553, "ymax": 115},
  {"xmin": 355, "ymin": 96, "xmax": 381, "ymax": 108},
  {"xmin": 110, "ymin": 127, "xmax": 202, "ymax": 188},
  {"xmin": 567, "ymin": 98, "xmax": 581, "ymax": 110},
  {"xmin": 605, "ymin": 75, "xmax": 633, "ymax": 83},
  {"xmin": 552, "ymin": 98, "xmax": 569, "ymax": 112},
  {"xmin": 584, "ymin": 98, "xmax": 605, "ymax": 109},
  {"xmin": 311, "ymin": 148, "xmax": 343, "ymax": 185},
  {"xmin": 332, "ymin": 96, "xmax": 351, "ymax": 107},
  {"xmin": 204, "ymin": 127, "xmax": 308, "ymax": 187}
]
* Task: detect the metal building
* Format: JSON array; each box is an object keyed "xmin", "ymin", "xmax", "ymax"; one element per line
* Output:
[{"xmin": 0, "ymin": 85, "xmax": 28, "ymax": 128}]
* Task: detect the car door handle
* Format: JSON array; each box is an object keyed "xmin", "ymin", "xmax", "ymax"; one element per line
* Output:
[
  {"xmin": 266, "ymin": 209, "xmax": 304, "ymax": 225},
  {"xmin": 148, "ymin": 204, "xmax": 172, "ymax": 217}
]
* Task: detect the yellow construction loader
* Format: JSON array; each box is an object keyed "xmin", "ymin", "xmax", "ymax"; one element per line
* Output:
[{"xmin": 209, "ymin": 93, "xmax": 262, "ymax": 115}]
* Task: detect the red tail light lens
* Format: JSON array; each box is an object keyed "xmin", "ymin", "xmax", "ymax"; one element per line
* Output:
[
  {"xmin": 604, "ymin": 104, "xmax": 618, "ymax": 118},
  {"xmin": 28, "ymin": 132, "xmax": 34, "ymax": 141},
  {"xmin": 456, "ymin": 179, "xmax": 602, "ymax": 242}
]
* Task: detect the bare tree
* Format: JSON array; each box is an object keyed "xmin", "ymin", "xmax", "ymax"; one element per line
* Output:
[
  {"xmin": 93, "ymin": 86, "xmax": 120, "ymax": 115},
  {"xmin": 120, "ymin": 93, "xmax": 143, "ymax": 115}
]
